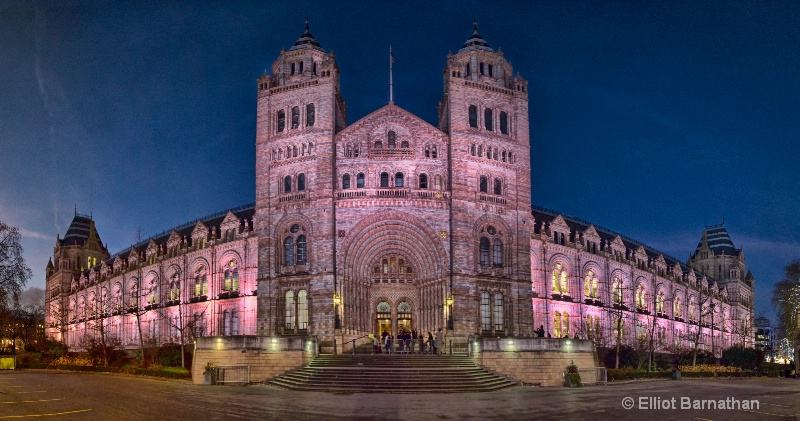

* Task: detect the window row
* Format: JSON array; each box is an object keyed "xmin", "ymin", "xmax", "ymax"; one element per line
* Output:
[
  {"xmin": 478, "ymin": 176, "xmax": 503, "ymax": 195},
  {"xmin": 468, "ymin": 105, "xmax": 510, "ymax": 135},
  {"xmin": 470, "ymin": 144, "xmax": 514, "ymax": 163},
  {"xmin": 343, "ymin": 140, "xmax": 440, "ymax": 158},
  {"xmin": 281, "ymin": 173, "xmax": 306, "ymax": 193},
  {"xmin": 272, "ymin": 142, "xmax": 315, "ymax": 161},
  {"xmin": 478, "ymin": 237, "xmax": 504, "ymax": 267},
  {"xmin": 372, "ymin": 130, "xmax": 409, "ymax": 149},
  {"xmin": 276, "ymin": 103, "xmax": 315, "ymax": 132},
  {"xmin": 288, "ymin": 60, "xmax": 321, "ymax": 76},
  {"xmin": 340, "ymin": 172, "xmax": 445, "ymax": 190}
]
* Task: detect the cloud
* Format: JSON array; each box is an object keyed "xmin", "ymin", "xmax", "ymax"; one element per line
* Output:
[{"xmin": 18, "ymin": 227, "xmax": 51, "ymax": 241}]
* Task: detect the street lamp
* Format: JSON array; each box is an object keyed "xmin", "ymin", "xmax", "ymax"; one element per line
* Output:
[
  {"xmin": 333, "ymin": 293, "xmax": 341, "ymax": 330},
  {"xmin": 446, "ymin": 294, "xmax": 454, "ymax": 331}
]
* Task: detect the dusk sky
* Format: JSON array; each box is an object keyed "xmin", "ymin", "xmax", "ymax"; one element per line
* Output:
[{"xmin": 1, "ymin": 2, "xmax": 798, "ymax": 321}]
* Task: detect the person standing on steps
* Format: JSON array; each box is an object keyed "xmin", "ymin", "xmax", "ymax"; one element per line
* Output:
[
  {"xmin": 435, "ymin": 328, "xmax": 444, "ymax": 355},
  {"xmin": 427, "ymin": 331, "xmax": 434, "ymax": 354}
]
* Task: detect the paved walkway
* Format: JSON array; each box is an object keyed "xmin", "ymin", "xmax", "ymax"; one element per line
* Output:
[{"xmin": 1, "ymin": 371, "xmax": 798, "ymax": 420}]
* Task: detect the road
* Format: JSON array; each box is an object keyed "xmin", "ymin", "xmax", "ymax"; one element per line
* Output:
[{"xmin": 0, "ymin": 370, "xmax": 798, "ymax": 420}]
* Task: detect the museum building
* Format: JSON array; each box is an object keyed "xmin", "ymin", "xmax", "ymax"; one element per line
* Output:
[{"xmin": 44, "ymin": 24, "xmax": 755, "ymax": 355}]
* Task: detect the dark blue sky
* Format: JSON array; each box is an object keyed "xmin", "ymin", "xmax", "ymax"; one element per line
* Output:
[{"xmin": 2, "ymin": 1, "xmax": 798, "ymax": 321}]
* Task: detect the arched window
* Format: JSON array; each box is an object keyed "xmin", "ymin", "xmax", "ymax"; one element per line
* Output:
[
  {"xmin": 395, "ymin": 172, "xmax": 404, "ymax": 187},
  {"xmin": 562, "ymin": 312, "xmax": 570, "ymax": 338},
  {"xmin": 432, "ymin": 145, "xmax": 437, "ymax": 158},
  {"xmin": 353, "ymin": 144, "xmax": 359, "ymax": 157},
  {"xmin": 283, "ymin": 237, "xmax": 294, "ymax": 266},
  {"xmin": 194, "ymin": 269, "xmax": 208, "ymax": 297},
  {"xmin": 501, "ymin": 151, "xmax": 507, "ymax": 162},
  {"xmin": 612, "ymin": 277, "xmax": 623, "ymax": 304},
  {"xmin": 480, "ymin": 291, "xmax": 490, "ymax": 330},
  {"xmin": 297, "ymin": 290, "xmax": 308, "ymax": 330},
  {"xmin": 380, "ymin": 172, "xmax": 389, "ymax": 187},
  {"xmin": 479, "ymin": 237, "xmax": 490, "ymax": 266},
  {"xmin": 387, "ymin": 131, "xmax": 396, "ymax": 148},
  {"xmin": 296, "ymin": 235, "xmax": 307, "ymax": 265},
  {"xmin": 656, "ymin": 290, "xmax": 665, "ymax": 313},
  {"xmin": 554, "ymin": 311, "xmax": 562, "ymax": 338},
  {"xmin": 401, "ymin": 140, "xmax": 409, "ymax": 148},
  {"xmin": 674, "ymin": 296, "xmax": 682, "ymax": 318},
  {"xmin": 425, "ymin": 145, "xmax": 430, "ymax": 158},
  {"xmin": 552, "ymin": 263, "xmax": 568, "ymax": 294},
  {"xmin": 306, "ymin": 103, "xmax": 315, "ymax": 127},
  {"xmin": 284, "ymin": 175, "xmax": 292, "ymax": 193},
  {"xmin": 508, "ymin": 152, "xmax": 513, "ymax": 163},
  {"xmin": 493, "ymin": 178, "xmax": 502, "ymax": 195},
  {"xmin": 494, "ymin": 293, "xmax": 504, "ymax": 330},
  {"xmin": 492, "ymin": 239, "xmax": 503, "ymax": 267},
  {"xmin": 469, "ymin": 105, "xmax": 478, "ymax": 128},
  {"xmin": 484, "ymin": 108, "xmax": 493, "ymax": 131},
  {"xmin": 342, "ymin": 174, "xmax": 351, "ymax": 189},
  {"xmin": 479, "ymin": 176, "xmax": 488, "ymax": 193},
  {"xmin": 297, "ymin": 173, "xmax": 306, "ymax": 191},
  {"xmin": 345, "ymin": 145, "xmax": 352, "ymax": 157},
  {"xmin": 223, "ymin": 261, "xmax": 239, "ymax": 292},
  {"xmin": 478, "ymin": 145, "xmax": 483, "ymax": 157},
  {"xmin": 635, "ymin": 284, "xmax": 646, "ymax": 310},
  {"xmin": 293, "ymin": 145, "xmax": 298, "ymax": 157},
  {"xmin": 285, "ymin": 290, "xmax": 295, "ymax": 330},
  {"xmin": 434, "ymin": 175, "xmax": 442, "ymax": 190},
  {"xmin": 419, "ymin": 173, "xmax": 428, "ymax": 189},
  {"xmin": 277, "ymin": 110, "xmax": 285, "ymax": 132},
  {"xmin": 584, "ymin": 270, "xmax": 599, "ymax": 299},
  {"xmin": 357, "ymin": 173, "xmax": 365, "ymax": 188},
  {"xmin": 169, "ymin": 280, "xmax": 180, "ymax": 301},
  {"xmin": 470, "ymin": 144, "xmax": 476, "ymax": 156},
  {"xmin": 500, "ymin": 111, "xmax": 508, "ymax": 134},
  {"xmin": 374, "ymin": 140, "xmax": 383, "ymax": 149},
  {"xmin": 291, "ymin": 106, "xmax": 300, "ymax": 129}
]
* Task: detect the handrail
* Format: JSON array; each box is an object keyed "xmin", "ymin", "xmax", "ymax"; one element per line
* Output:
[{"xmin": 346, "ymin": 334, "xmax": 372, "ymax": 355}]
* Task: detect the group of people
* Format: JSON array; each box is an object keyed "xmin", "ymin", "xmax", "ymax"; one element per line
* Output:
[{"xmin": 372, "ymin": 328, "xmax": 444, "ymax": 355}]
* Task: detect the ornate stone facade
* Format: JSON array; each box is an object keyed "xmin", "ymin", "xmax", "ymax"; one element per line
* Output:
[{"xmin": 44, "ymin": 24, "xmax": 754, "ymax": 354}]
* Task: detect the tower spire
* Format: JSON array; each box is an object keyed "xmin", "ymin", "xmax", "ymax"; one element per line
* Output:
[{"xmin": 389, "ymin": 45, "xmax": 394, "ymax": 104}]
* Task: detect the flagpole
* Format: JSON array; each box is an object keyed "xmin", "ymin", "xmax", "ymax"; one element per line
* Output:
[{"xmin": 389, "ymin": 45, "xmax": 394, "ymax": 104}]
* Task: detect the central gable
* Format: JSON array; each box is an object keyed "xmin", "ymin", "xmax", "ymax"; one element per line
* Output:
[{"xmin": 336, "ymin": 103, "xmax": 447, "ymax": 149}]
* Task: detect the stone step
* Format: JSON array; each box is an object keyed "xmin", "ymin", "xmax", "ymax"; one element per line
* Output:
[{"xmin": 268, "ymin": 354, "xmax": 517, "ymax": 393}]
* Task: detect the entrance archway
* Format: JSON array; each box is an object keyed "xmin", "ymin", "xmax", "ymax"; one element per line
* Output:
[{"xmin": 397, "ymin": 301, "xmax": 412, "ymax": 334}]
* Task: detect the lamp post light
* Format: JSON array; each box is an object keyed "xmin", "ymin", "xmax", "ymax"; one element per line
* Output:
[
  {"xmin": 333, "ymin": 293, "xmax": 341, "ymax": 330},
  {"xmin": 446, "ymin": 294, "xmax": 454, "ymax": 331}
]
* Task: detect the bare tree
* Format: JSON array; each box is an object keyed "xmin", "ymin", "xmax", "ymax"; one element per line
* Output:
[
  {"xmin": 154, "ymin": 299, "xmax": 210, "ymax": 369},
  {"xmin": 0, "ymin": 220, "xmax": 31, "ymax": 311},
  {"xmin": 772, "ymin": 260, "xmax": 800, "ymax": 351}
]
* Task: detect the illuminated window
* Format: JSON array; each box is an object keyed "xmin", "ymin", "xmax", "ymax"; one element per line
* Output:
[
  {"xmin": 635, "ymin": 284, "xmax": 646, "ymax": 310},
  {"xmin": 480, "ymin": 291, "xmax": 491, "ymax": 330},
  {"xmin": 612, "ymin": 277, "xmax": 623, "ymax": 304},
  {"xmin": 584, "ymin": 270, "xmax": 599, "ymax": 299},
  {"xmin": 554, "ymin": 311, "xmax": 562, "ymax": 338},
  {"xmin": 285, "ymin": 290, "xmax": 295, "ymax": 330},
  {"xmin": 297, "ymin": 290, "xmax": 308, "ymax": 330},
  {"xmin": 656, "ymin": 290, "xmax": 665, "ymax": 313},
  {"xmin": 552, "ymin": 263, "xmax": 568, "ymax": 294},
  {"xmin": 674, "ymin": 296, "xmax": 682, "ymax": 318},
  {"xmin": 223, "ymin": 261, "xmax": 239, "ymax": 292}
]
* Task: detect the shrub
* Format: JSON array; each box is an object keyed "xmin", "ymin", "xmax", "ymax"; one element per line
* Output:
[{"xmin": 721, "ymin": 346, "xmax": 764, "ymax": 371}]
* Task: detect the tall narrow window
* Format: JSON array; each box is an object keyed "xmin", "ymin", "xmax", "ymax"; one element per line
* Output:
[
  {"xmin": 469, "ymin": 105, "xmax": 478, "ymax": 128},
  {"xmin": 342, "ymin": 174, "xmax": 351, "ymax": 189},
  {"xmin": 387, "ymin": 131, "xmax": 396, "ymax": 148},
  {"xmin": 222, "ymin": 310, "xmax": 230, "ymax": 336},
  {"xmin": 484, "ymin": 108, "xmax": 493, "ymax": 131},
  {"xmin": 493, "ymin": 239, "xmax": 503, "ymax": 267},
  {"xmin": 434, "ymin": 175, "xmax": 442, "ymax": 190},
  {"xmin": 500, "ymin": 111, "xmax": 508, "ymax": 134},
  {"xmin": 470, "ymin": 144, "xmax": 476, "ymax": 156},
  {"xmin": 494, "ymin": 293, "xmax": 504, "ymax": 330},
  {"xmin": 277, "ymin": 110, "xmax": 285, "ymax": 132},
  {"xmin": 425, "ymin": 145, "xmax": 430, "ymax": 158},
  {"xmin": 419, "ymin": 173, "xmax": 428, "ymax": 189},
  {"xmin": 297, "ymin": 290, "xmax": 308, "ymax": 330},
  {"xmin": 296, "ymin": 235, "xmax": 307, "ymax": 265},
  {"xmin": 395, "ymin": 172, "xmax": 404, "ymax": 187},
  {"xmin": 465, "ymin": 63, "xmax": 470, "ymax": 77},
  {"xmin": 353, "ymin": 144, "xmax": 359, "ymax": 157},
  {"xmin": 231, "ymin": 309, "xmax": 239, "ymax": 335},
  {"xmin": 284, "ymin": 175, "xmax": 292, "ymax": 193},
  {"xmin": 479, "ymin": 176, "xmax": 488, "ymax": 193},
  {"xmin": 285, "ymin": 290, "xmax": 295, "ymax": 330},
  {"xmin": 284, "ymin": 237, "xmax": 294, "ymax": 266},
  {"xmin": 297, "ymin": 173, "xmax": 305, "ymax": 191},
  {"xmin": 480, "ymin": 291, "xmax": 490, "ymax": 330},
  {"xmin": 488, "ymin": 64, "xmax": 493, "ymax": 77},
  {"xmin": 298, "ymin": 61, "xmax": 303, "ymax": 74},
  {"xmin": 380, "ymin": 172, "xmax": 389, "ymax": 187},
  {"xmin": 432, "ymin": 145, "xmax": 437, "ymax": 158},
  {"xmin": 291, "ymin": 106, "xmax": 300, "ymax": 129},
  {"xmin": 479, "ymin": 62, "xmax": 485, "ymax": 75},
  {"xmin": 357, "ymin": 173, "xmax": 365, "ymax": 188},
  {"xmin": 290, "ymin": 63, "xmax": 295, "ymax": 75},
  {"xmin": 479, "ymin": 237, "xmax": 490, "ymax": 266},
  {"xmin": 493, "ymin": 178, "xmax": 502, "ymax": 195}
]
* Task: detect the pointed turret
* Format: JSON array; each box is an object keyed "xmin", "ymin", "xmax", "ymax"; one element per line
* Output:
[
  {"xmin": 289, "ymin": 19, "xmax": 323, "ymax": 51},
  {"xmin": 459, "ymin": 22, "xmax": 494, "ymax": 53}
]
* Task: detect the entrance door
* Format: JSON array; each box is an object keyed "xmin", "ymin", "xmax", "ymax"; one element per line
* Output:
[
  {"xmin": 397, "ymin": 301, "xmax": 412, "ymax": 335},
  {"xmin": 376, "ymin": 301, "xmax": 392, "ymax": 335}
]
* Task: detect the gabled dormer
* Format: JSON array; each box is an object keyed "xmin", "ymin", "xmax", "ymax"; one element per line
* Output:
[
  {"xmin": 191, "ymin": 221, "xmax": 209, "ymax": 250},
  {"xmin": 632, "ymin": 246, "xmax": 648, "ymax": 269},
  {"xmin": 145, "ymin": 240, "xmax": 159, "ymax": 265},
  {"xmin": 549, "ymin": 215, "xmax": 570, "ymax": 246},
  {"xmin": 582, "ymin": 225, "xmax": 601, "ymax": 253},
  {"xmin": 220, "ymin": 211, "xmax": 241, "ymax": 242},
  {"xmin": 609, "ymin": 235, "xmax": 626, "ymax": 261}
]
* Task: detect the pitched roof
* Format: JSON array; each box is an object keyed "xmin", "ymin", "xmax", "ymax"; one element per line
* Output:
[
  {"xmin": 696, "ymin": 224, "xmax": 739, "ymax": 256},
  {"xmin": 60, "ymin": 214, "xmax": 102, "ymax": 247},
  {"xmin": 459, "ymin": 23, "xmax": 494, "ymax": 53},
  {"xmin": 289, "ymin": 21, "xmax": 323, "ymax": 52}
]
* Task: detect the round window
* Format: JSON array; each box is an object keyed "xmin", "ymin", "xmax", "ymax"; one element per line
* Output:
[
  {"xmin": 290, "ymin": 224, "xmax": 300, "ymax": 233},
  {"xmin": 487, "ymin": 226, "xmax": 496, "ymax": 235}
]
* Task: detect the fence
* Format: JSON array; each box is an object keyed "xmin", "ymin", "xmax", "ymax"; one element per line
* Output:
[
  {"xmin": 213, "ymin": 365, "xmax": 250, "ymax": 385},
  {"xmin": 576, "ymin": 367, "xmax": 607, "ymax": 385}
]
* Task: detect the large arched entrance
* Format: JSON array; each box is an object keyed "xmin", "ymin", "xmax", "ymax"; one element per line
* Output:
[{"xmin": 374, "ymin": 300, "xmax": 414, "ymax": 336}]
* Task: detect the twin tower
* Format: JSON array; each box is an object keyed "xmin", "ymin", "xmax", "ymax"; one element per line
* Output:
[{"xmin": 253, "ymin": 23, "xmax": 534, "ymax": 343}]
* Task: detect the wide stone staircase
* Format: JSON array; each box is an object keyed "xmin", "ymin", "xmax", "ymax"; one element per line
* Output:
[{"xmin": 268, "ymin": 354, "xmax": 517, "ymax": 393}]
